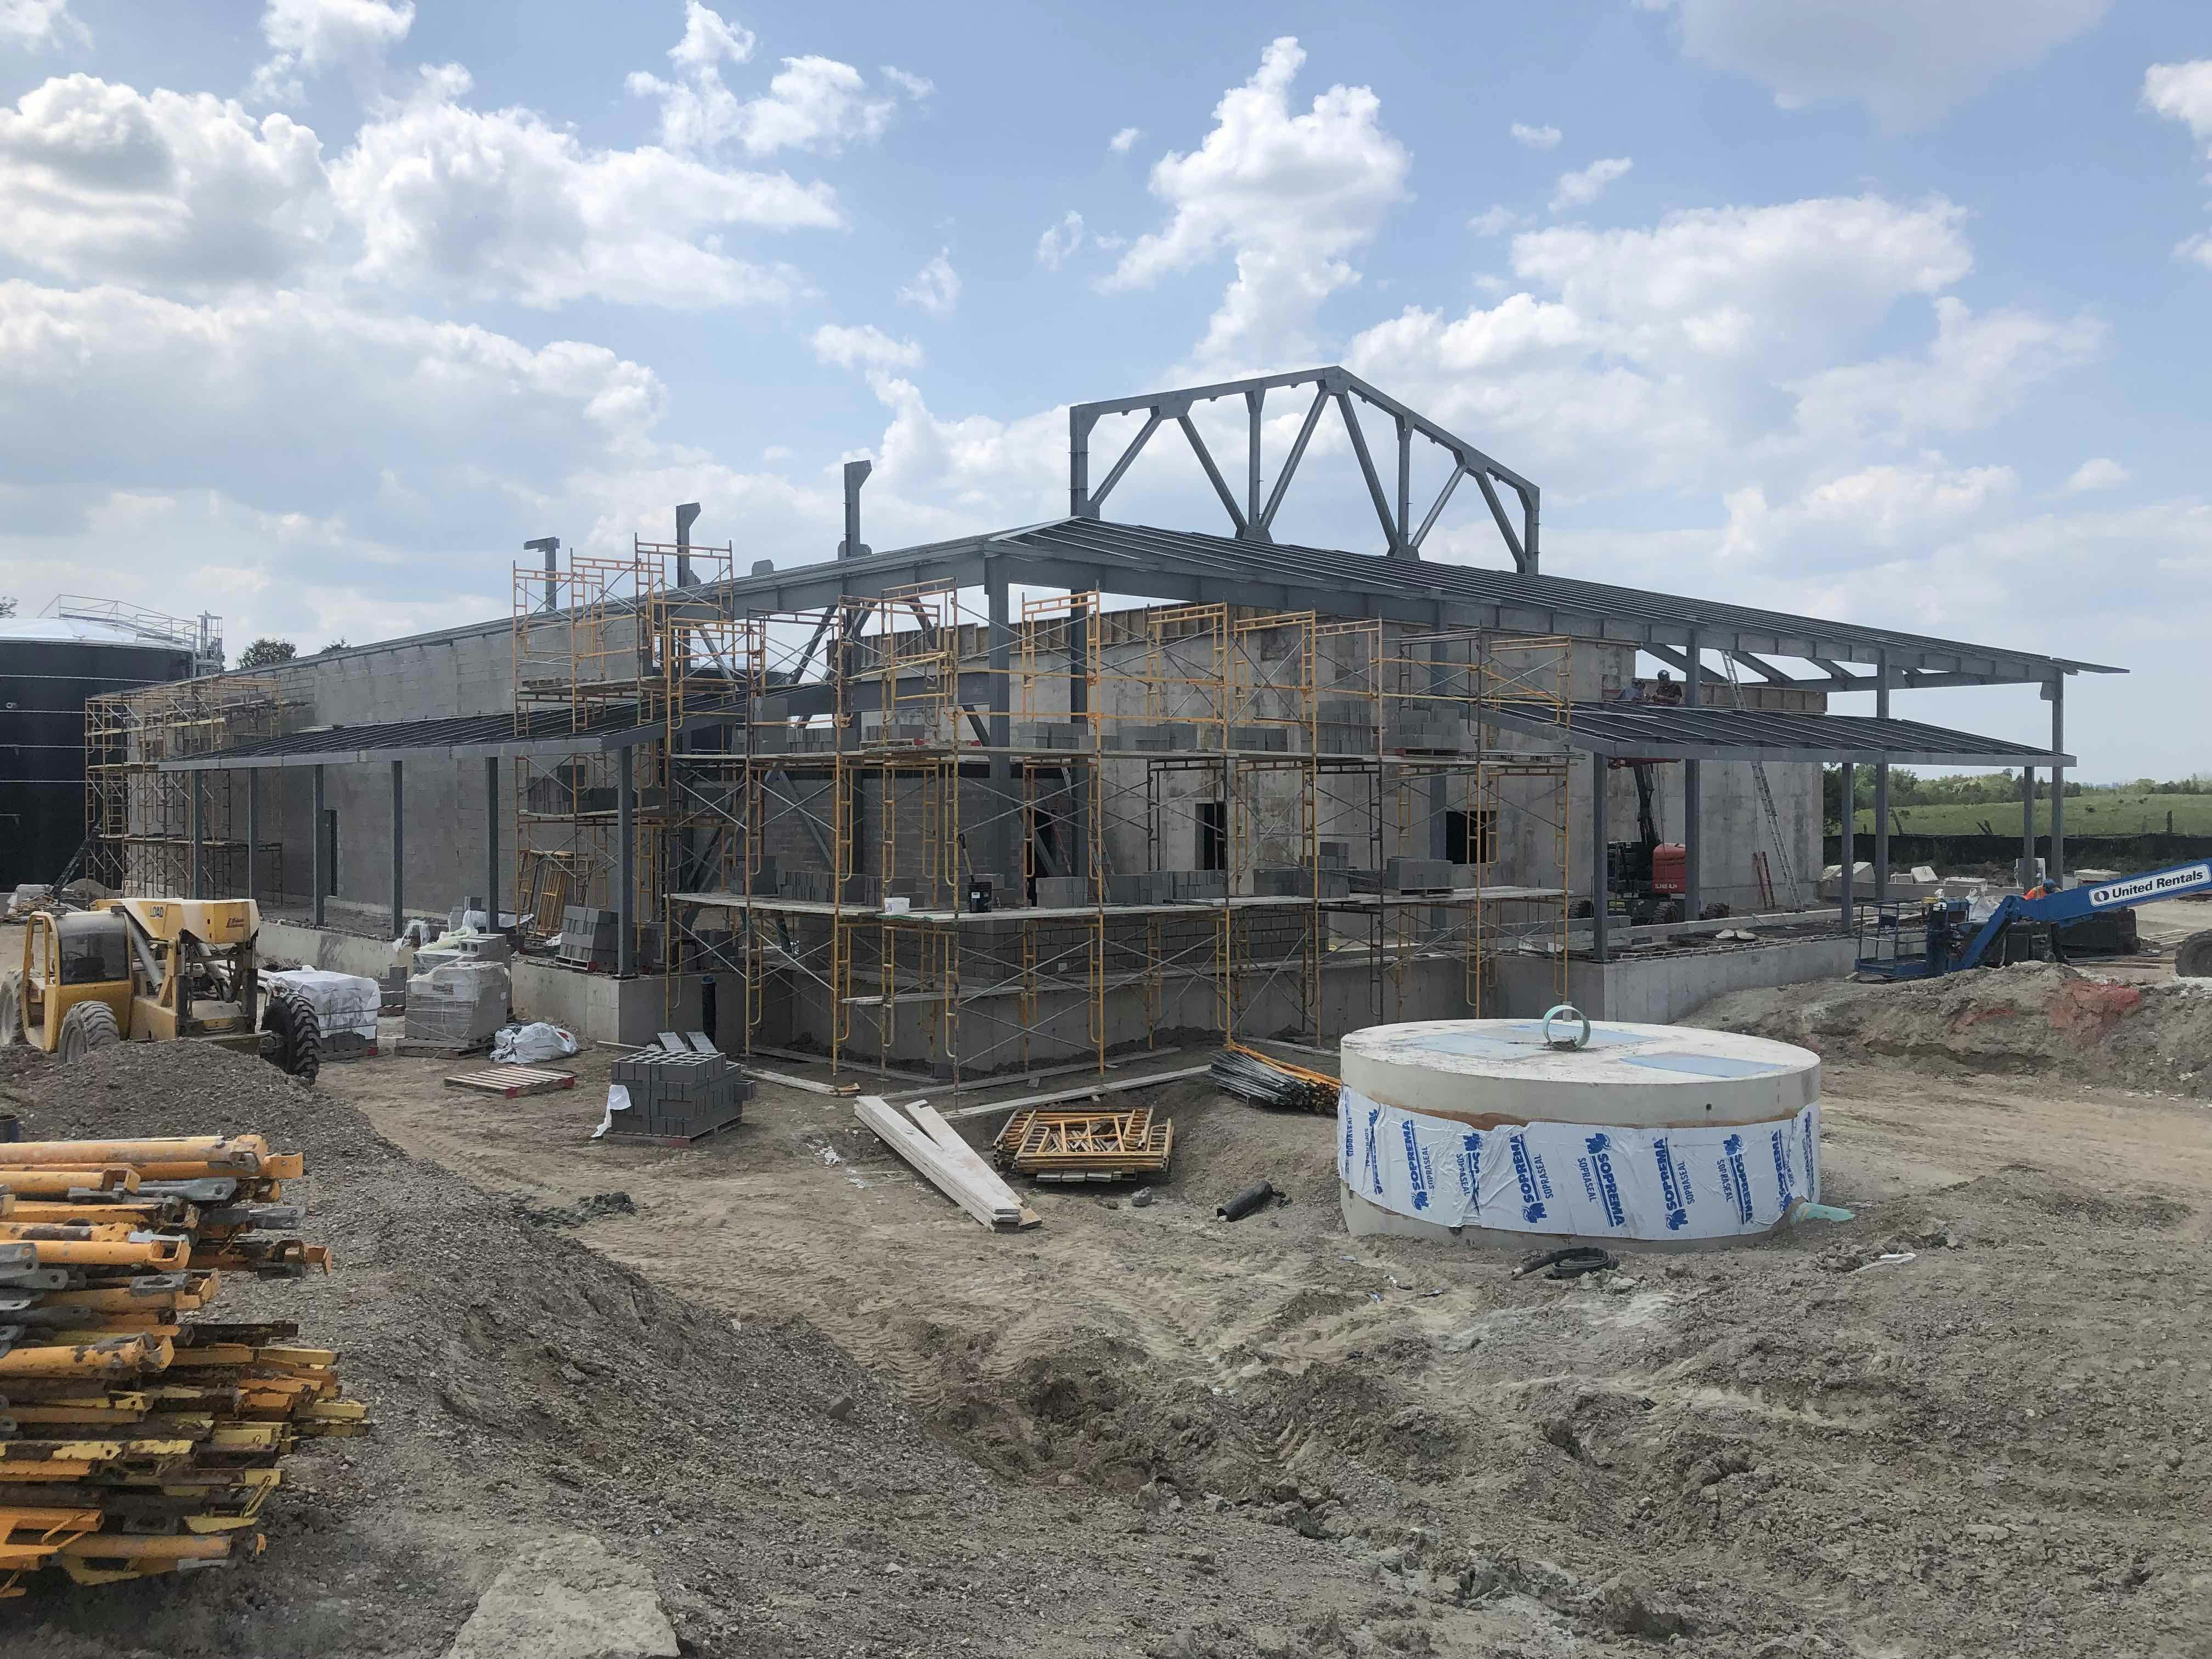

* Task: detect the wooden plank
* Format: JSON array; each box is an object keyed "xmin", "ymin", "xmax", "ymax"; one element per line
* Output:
[
  {"xmin": 443, "ymin": 1066, "xmax": 577, "ymax": 1099},
  {"xmin": 854, "ymin": 1097, "xmax": 1035, "ymax": 1231},
  {"xmin": 880, "ymin": 1048, "xmax": 1186, "ymax": 1104},
  {"xmin": 905, "ymin": 1102, "xmax": 1020, "ymax": 1198},
  {"xmin": 937, "ymin": 1064, "xmax": 1212, "ymax": 1122},
  {"xmin": 746, "ymin": 1066, "xmax": 860, "ymax": 1098}
]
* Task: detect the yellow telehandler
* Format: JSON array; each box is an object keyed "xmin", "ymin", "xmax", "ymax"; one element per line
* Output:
[{"xmin": 0, "ymin": 898, "xmax": 320, "ymax": 1082}]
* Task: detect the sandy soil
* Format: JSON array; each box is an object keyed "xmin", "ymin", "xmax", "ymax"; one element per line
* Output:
[
  {"xmin": 5, "ymin": 906, "xmax": 2209, "ymax": 1655},
  {"xmin": 300, "ymin": 1023, "xmax": 2212, "ymax": 1658}
]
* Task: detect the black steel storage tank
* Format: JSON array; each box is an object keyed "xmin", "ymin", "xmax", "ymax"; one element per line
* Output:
[{"xmin": 0, "ymin": 618, "xmax": 194, "ymax": 890}]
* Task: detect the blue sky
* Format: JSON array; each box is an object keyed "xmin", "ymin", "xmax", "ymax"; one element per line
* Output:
[{"xmin": 1, "ymin": 0, "xmax": 2209, "ymax": 778}]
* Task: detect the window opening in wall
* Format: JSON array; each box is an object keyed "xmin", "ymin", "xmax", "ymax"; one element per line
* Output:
[
  {"xmin": 1197, "ymin": 800, "xmax": 1226, "ymax": 872},
  {"xmin": 1444, "ymin": 806, "xmax": 1497, "ymax": 866}
]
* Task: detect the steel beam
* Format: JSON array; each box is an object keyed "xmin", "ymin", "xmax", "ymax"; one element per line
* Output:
[
  {"xmin": 987, "ymin": 561, "xmax": 1013, "ymax": 885},
  {"xmin": 2049, "ymin": 675, "xmax": 2066, "ymax": 884},
  {"xmin": 244, "ymin": 768, "xmax": 257, "ymax": 905},
  {"xmin": 1683, "ymin": 629, "xmax": 1701, "ymax": 923},
  {"xmin": 484, "ymin": 757, "xmax": 500, "ymax": 932},
  {"xmin": 2021, "ymin": 765, "xmax": 2036, "ymax": 890},
  {"xmin": 1590, "ymin": 758, "xmax": 1610, "ymax": 963},
  {"xmin": 1872, "ymin": 652, "xmax": 1889, "ymax": 901},
  {"xmin": 389, "ymin": 759, "xmax": 403, "ymax": 939},
  {"xmin": 618, "ymin": 744, "xmax": 636, "ymax": 977},
  {"xmin": 187, "ymin": 773, "xmax": 202, "ymax": 900},
  {"xmin": 1839, "ymin": 762, "xmax": 1855, "ymax": 934},
  {"xmin": 1336, "ymin": 391, "xmax": 1402, "ymax": 557},
  {"xmin": 312, "ymin": 765, "xmax": 325, "ymax": 927}
]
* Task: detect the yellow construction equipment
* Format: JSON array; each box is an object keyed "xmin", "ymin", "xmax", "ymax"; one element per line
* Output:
[
  {"xmin": 0, "ymin": 898, "xmax": 319, "ymax": 1081},
  {"xmin": 0, "ymin": 1133, "xmax": 358, "ymax": 1598}
]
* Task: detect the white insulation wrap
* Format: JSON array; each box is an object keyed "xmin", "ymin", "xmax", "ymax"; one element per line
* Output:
[
  {"xmin": 1337, "ymin": 1018, "xmax": 1822, "ymax": 1244},
  {"xmin": 264, "ymin": 969, "xmax": 379, "ymax": 1042}
]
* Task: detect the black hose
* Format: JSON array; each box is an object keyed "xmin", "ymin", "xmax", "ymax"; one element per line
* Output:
[{"xmin": 1216, "ymin": 1180, "xmax": 1279, "ymax": 1222}]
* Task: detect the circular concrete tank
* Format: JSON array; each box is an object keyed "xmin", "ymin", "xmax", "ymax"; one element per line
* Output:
[{"xmin": 1336, "ymin": 1017, "xmax": 1821, "ymax": 1249}]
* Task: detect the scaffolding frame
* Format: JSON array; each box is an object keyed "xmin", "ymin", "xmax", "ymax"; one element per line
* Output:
[
  {"xmin": 83, "ymin": 678, "xmax": 286, "ymax": 897},
  {"xmin": 650, "ymin": 579, "xmax": 1574, "ymax": 1080}
]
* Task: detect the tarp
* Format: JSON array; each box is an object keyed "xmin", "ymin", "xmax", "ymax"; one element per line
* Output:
[
  {"xmin": 1337, "ymin": 1084, "xmax": 1820, "ymax": 1242},
  {"xmin": 264, "ymin": 968, "xmax": 379, "ymax": 1042}
]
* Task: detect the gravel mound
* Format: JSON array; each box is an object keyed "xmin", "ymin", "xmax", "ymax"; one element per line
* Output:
[
  {"xmin": 1689, "ymin": 961, "xmax": 2212, "ymax": 1096},
  {"xmin": 4, "ymin": 1044, "xmax": 1034, "ymax": 1657}
]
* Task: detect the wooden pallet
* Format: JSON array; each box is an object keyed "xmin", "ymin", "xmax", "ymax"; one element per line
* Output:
[
  {"xmin": 994, "ymin": 1105, "xmax": 1174, "ymax": 1180},
  {"xmin": 596, "ymin": 1109, "xmax": 744, "ymax": 1149},
  {"xmin": 442, "ymin": 1065, "xmax": 577, "ymax": 1099}
]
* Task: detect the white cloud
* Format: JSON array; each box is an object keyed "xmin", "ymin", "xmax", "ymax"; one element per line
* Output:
[
  {"xmin": 2066, "ymin": 457, "xmax": 2130, "ymax": 493},
  {"xmin": 1108, "ymin": 125, "xmax": 1141, "ymax": 154},
  {"xmin": 1641, "ymin": 0, "xmax": 2112, "ymax": 132},
  {"xmin": 761, "ymin": 443, "xmax": 792, "ymax": 462},
  {"xmin": 1035, "ymin": 210, "xmax": 1084, "ymax": 269},
  {"xmin": 0, "ymin": 0, "xmax": 85, "ymax": 49},
  {"xmin": 895, "ymin": 247, "xmax": 960, "ymax": 316},
  {"xmin": 1719, "ymin": 459, "xmax": 2018, "ymax": 571},
  {"xmin": 1102, "ymin": 37, "xmax": 1410, "ymax": 372},
  {"xmin": 628, "ymin": 8, "xmax": 906, "ymax": 159},
  {"xmin": 1467, "ymin": 205, "xmax": 1520, "ymax": 236},
  {"xmin": 880, "ymin": 66, "xmax": 933, "ymax": 100},
  {"xmin": 1509, "ymin": 121, "xmax": 1561, "ymax": 150},
  {"xmin": 2145, "ymin": 60, "xmax": 2212, "ymax": 139},
  {"xmin": 1788, "ymin": 297, "xmax": 2104, "ymax": 445},
  {"xmin": 0, "ymin": 75, "xmax": 335, "ymax": 286},
  {"xmin": 0, "ymin": 65, "xmax": 844, "ymax": 310},
  {"xmin": 250, "ymin": 0, "xmax": 415, "ymax": 106},
  {"xmin": 810, "ymin": 322, "xmax": 923, "ymax": 373},
  {"xmin": 2146, "ymin": 61, "xmax": 2212, "ymax": 270},
  {"xmin": 332, "ymin": 65, "xmax": 840, "ymax": 309},
  {"xmin": 1549, "ymin": 155, "xmax": 1632, "ymax": 213}
]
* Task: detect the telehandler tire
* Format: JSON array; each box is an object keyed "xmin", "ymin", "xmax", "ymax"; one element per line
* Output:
[
  {"xmin": 57, "ymin": 1000, "xmax": 121, "ymax": 1060},
  {"xmin": 259, "ymin": 987, "xmax": 321, "ymax": 1085}
]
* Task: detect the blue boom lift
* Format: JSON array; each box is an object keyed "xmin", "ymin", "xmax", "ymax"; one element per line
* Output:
[{"xmin": 1857, "ymin": 860, "xmax": 2212, "ymax": 980}]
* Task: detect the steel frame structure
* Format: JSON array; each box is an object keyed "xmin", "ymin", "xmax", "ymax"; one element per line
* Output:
[{"xmin": 1069, "ymin": 365, "xmax": 1543, "ymax": 571}]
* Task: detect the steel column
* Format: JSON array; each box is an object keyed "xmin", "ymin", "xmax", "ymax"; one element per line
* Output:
[
  {"xmin": 2049, "ymin": 676, "xmax": 2066, "ymax": 884},
  {"xmin": 987, "ymin": 562, "xmax": 1013, "ymax": 887},
  {"xmin": 617, "ymin": 744, "xmax": 636, "ymax": 977},
  {"xmin": 1838, "ymin": 761, "xmax": 1855, "ymax": 932},
  {"xmin": 1872, "ymin": 652, "xmax": 1891, "ymax": 900},
  {"xmin": 1590, "ymin": 758, "xmax": 1610, "ymax": 963},
  {"xmin": 244, "ymin": 770, "xmax": 257, "ymax": 904},
  {"xmin": 187, "ymin": 773, "xmax": 202, "ymax": 900},
  {"xmin": 1069, "ymin": 605, "xmax": 1090, "ymax": 884},
  {"xmin": 1682, "ymin": 630, "xmax": 1701, "ymax": 923},
  {"xmin": 388, "ymin": 759, "xmax": 403, "ymax": 938},
  {"xmin": 2021, "ymin": 765, "xmax": 2036, "ymax": 890},
  {"xmin": 484, "ymin": 757, "xmax": 500, "ymax": 930},
  {"xmin": 312, "ymin": 765, "xmax": 325, "ymax": 927}
]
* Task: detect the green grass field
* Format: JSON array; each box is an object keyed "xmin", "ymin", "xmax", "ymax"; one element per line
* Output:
[{"xmin": 1850, "ymin": 792, "xmax": 2212, "ymax": 836}]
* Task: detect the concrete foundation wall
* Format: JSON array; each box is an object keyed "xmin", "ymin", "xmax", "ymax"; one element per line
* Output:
[{"xmin": 1491, "ymin": 935, "xmax": 1855, "ymax": 1025}]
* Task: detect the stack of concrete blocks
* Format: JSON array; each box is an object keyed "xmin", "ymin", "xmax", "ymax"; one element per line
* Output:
[
  {"xmin": 404, "ymin": 960, "xmax": 510, "ymax": 1049},
  {"xmin": 1034, "ymin": 876, "xmax": 1091, "ymax": 910},
  {"xmin": 1385, "ymin": 857, "xmax": 1455, "ymax": 893},
  {"xmin": 1318, "ymin": 701, "xmax": 1372, "ymax": 755},
  {"xmin": 1107, "ymin": 873, "xmax": 1173, "ymax": 906},
  {"xmin": 416, "ymin": 931, "xmax": 512, "ymax": 975},
  {"xmin": 1383, "ymin": 706, "xmax": 1468, "ymax": 753},
  {"xmin": 1229, "ymin": 726, "xmax": 1291, "ymax": 752},
  {"xmin": 556, "ymin": 907, "xmax": 619, "ymax": 970},
  {"xmin": 1253, "ymin": 868, "xmax": 1313, "ymax": 898},
  {"xmin": 609, "ymin": 1047, "xmax": 753, "ymax": 1139},
  {"xmin": 1126, "ymin": 723, "xmax": 1200, "ymax": 753},
  {"xmin": 1168, "ymin": 870, "xmax": 1227, "ymax": 903}
]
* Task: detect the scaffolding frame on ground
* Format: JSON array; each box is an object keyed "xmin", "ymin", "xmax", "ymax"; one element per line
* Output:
[
  {"xmin": 643, "ymin": 579, "xmax": 1575, "ymax": 1080},
  {"xmin": 83, "ymin": 678, "xmax": 287, "ymax": 898}
]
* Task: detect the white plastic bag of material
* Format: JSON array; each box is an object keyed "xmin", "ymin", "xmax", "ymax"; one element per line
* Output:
[
  {"xmin": 1338, "ymin": 1083, "xmax": 1820, "ymax": 1242},
  {"xmin": 263, "ymin": 969, "xmax": 380, "ymax": 1042},
  {"xmin": 591, "ymin": 1083, "xmax": 633, "ymax": 1140},
  {"xmin": 492, "ymin": 1022, "xmax": 579, "ymax": 1065}
]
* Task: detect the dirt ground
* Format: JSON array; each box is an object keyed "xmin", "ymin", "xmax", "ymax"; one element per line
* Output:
[{"xmin": 3, "ymin": 916, "xmax": 2210, "ymax": 1655}]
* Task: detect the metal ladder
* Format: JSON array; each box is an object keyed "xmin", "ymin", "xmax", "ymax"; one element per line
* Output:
[{"xmin": 1722, "ymin": 657, "xmax": 1800, "ymax": 907}]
